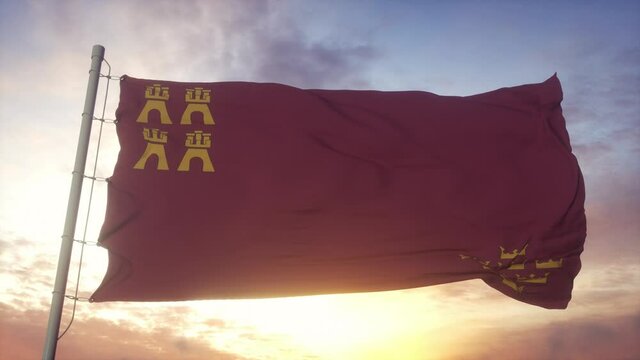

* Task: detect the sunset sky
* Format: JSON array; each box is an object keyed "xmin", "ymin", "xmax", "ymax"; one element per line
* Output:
[{"xmin": 1, "ymin": 1, "xmax": 639, "ymax": 359}]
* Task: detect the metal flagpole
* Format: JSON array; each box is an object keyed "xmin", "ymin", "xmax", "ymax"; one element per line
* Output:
[{"xmin": 42, "ymin": 44, "xmax": 105, "ymax": 360}]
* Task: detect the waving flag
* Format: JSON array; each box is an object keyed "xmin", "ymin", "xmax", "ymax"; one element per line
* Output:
[{"xmin": 91, "ymin": 75, "xmax": 585, "ymax": 309}]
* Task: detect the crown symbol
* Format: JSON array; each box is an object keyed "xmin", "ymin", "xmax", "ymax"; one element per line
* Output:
[
  {"xmin": 184, "ymin": 131, "xmax": 211, "ymax": 148},
  {"xmin": 507, "ymin": 262, "xmax": 525, "ymax": 270},
  {"xmin": 499, "ymin": 244, "xmax": 528, "ymax": 260},
  {"xmin": 535, "ymin": 258, "xmax": 563, "ymax": 269},
  {"xmin": 516, "ymin": 273, "xmax": 549, "ymax": 284},
  {"xmin": 461, "ymin": 245, "xmax": 564, "ymax": 295},
  {"xmin": 144, "ymin": 84, "xmax": 170, "ymax": 100},
  {"xmin": 142, "ymin": 128, "xmax": 168, "ymax": 143},
  {"xmin": 185, "ymin": 87, "xmax": 211, "ymax": 103},
  {"xmin": 501, "ymin": 276, "xmax": 524, "ymax": 294}
]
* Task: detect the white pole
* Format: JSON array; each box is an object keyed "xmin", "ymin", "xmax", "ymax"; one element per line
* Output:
[{"xmin": 42, "ymin": 44, "xmax": 105, "ymax": 360}]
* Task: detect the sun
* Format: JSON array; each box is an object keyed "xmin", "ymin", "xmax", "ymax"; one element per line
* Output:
[{"xmin": 188, "ymin": 288, "xmax": 452, "ymax": 359}]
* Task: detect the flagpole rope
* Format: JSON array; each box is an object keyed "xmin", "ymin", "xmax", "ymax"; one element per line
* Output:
[
  {"xmin": 57, "ymin": 58, "xmax": 115, "ymax": 340},
  {"xmin": 70, "ymin": 171, "xmax": 109, "ymax": 182},
  {"xmin": 93, "ymin": 116, "xmax": 117, "ymax": 124},
  {"xmin": 99, "ymin": 72, "xmax": 122, "ymax": 81},
  {"xmin": 72, "ymin": 239, "xmax": 98, "ymax": 246},
  {"xmin": 83, "ymin": 175, "xmax": 109, "ymax": 182}
]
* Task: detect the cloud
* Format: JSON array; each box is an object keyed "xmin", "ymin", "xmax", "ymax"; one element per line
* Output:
[
  {"xmin": 0, "ymin": 3, "xmax": 638, "ymax": 360},
  {"xmin": 540, "ymin": 314, "xmax": 640, "ymax": 360},
  {"xmin": 8, "ymin": 0, "xmax": 378, "ymax": 89},
  {"xmin": 447, "ymin": 312, "xmax": 640, "ymax": 360},
  {"xmin": 250, "ymin": 35, "xmax": 378, "ymax": 88},
  {"xmin": 0, "ymin": 237, "xmax": 56, "ymax": 283},
  {"xmin": 0, "ymin": 239, "xmax": 7, "ymax": 256},
  {"xmin": 0, "ymin": 302, "xmax": 246, "ymax": 360},
  {"xmin": 555, "ymin": 46, "xmax": 640, "ymax": 263}
]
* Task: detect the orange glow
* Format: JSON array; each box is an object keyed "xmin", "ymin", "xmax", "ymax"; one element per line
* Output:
[{"xmin": 186, "ymin": 290, "xmax": 454, "ymax": 359}]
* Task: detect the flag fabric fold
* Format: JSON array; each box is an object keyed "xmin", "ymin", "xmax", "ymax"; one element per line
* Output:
[{"xmin": 91, "ymin": 75, "xmax": 586, "ymax": 309}]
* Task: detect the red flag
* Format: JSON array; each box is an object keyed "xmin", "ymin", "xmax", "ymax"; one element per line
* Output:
[{"xmin": 91, "ymin": 75, "xmax": 585, "ymax": 309}]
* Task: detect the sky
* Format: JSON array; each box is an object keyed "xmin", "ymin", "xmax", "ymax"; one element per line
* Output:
[{"xmin": 0, "ymin": 0, "xmax": 639, "ymax": 359}]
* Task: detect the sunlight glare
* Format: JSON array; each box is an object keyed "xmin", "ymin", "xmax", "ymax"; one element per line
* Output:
[{"xmin": 189, "ymin": 289, "xmax": 451, "ymax": 359}]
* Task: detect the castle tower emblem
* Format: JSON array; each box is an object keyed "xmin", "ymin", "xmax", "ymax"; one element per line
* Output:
[
  {"xmin": 136, "ymin": 84, "xmax": 172, "ymax": 124},
  {"xmin": 133, "ymin": 128, "xmax": 169, "ymax": 170},
  {"xmin": 178, "ymin": 131, "xmax": 214, "ymax": 172},
  {"xmin": 181, "ymin": 87, "xmax": 215, "ymax": 125}
]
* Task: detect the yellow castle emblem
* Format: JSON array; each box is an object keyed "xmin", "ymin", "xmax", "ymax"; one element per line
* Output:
[{"xmin": 132, "ymin": 84, "xmax": 216, "ymax": 173}]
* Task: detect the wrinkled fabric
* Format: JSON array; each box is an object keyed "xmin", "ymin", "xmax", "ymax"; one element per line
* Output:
[{"xmin": 91, "ymin": 75, "xmax": 586, "ymax": 309}]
